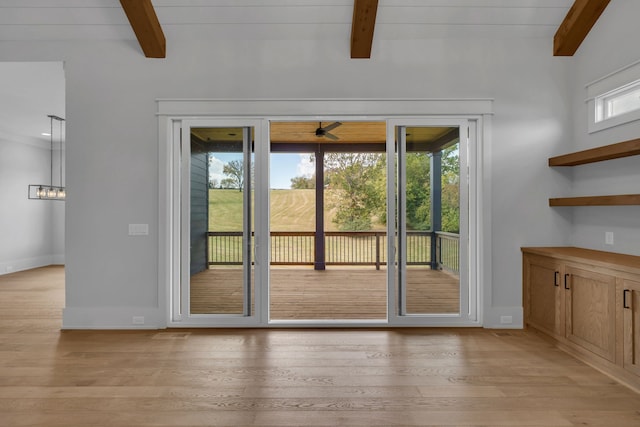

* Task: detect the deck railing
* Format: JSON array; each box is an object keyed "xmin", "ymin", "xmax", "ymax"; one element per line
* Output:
[
  {"xmin": 207, "ymin": 230, "xmax": 459, "ymax": 272},
  {"xmin": 435, "ymin": 231, "xmax": 460, "ymax": 274}
]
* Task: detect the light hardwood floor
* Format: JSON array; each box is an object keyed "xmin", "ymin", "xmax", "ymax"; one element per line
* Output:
[{"xmin": 1, "ymin": 266, "xmax": 640, "ymax": 426}]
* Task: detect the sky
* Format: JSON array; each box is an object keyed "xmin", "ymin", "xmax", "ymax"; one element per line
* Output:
[{"xmin": 209, "ymin": 152, "xmax": 315, "ymax": 189}]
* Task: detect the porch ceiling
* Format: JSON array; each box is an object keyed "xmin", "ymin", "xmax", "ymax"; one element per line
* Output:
[{"xmin": 192, "ymin": 121, "xmax": 454, "ymax": 145}]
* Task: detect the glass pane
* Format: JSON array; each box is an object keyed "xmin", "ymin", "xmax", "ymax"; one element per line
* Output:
[
  {"xmin": 189, "ymin": 127, "xmax": 254, "ymax": 315},
  {"xmin": 402, "ymin": 126, "xmax": 460, "ymax": 315},
  {"xmin": 605, "ymin": 84, "xmax": 640, "ymax": 119}
]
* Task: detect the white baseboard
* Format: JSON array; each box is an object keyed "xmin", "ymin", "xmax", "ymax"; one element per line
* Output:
[
  {"xmin": 483, "ymin": 306, "xmax": 523, "ymax": 329},
  {"xmin": 62, "ymin": 306, "xmax": 166, "ymax": 330},
  {"xmin": 0, "ymin": 255, "xmax": 55, "ymax": 275},
  {"xmin": 61, "ymin": 306, "xmax": 522, "ymax": 330},
  {"xmin": 51, "ymin": 253, "xmax": 65, "ymax": 265}
]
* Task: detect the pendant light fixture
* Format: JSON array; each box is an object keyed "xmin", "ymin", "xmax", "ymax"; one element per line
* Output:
[{"xmin": 28, "ymin": 115, "xmax": 65, "ymax": 201}]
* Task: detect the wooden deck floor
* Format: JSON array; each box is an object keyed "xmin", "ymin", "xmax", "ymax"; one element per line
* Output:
[
  {"xmin": 190, "ymin": 268, "xmax": 459, "ymax": 319},
  {"xmin": 1, "ymin": 266, "xmax": 640, "ymax": 426}
]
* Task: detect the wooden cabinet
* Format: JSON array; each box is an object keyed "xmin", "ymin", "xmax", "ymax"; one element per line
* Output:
[{"xmin": 523, "ymin": 247, "xmax": 640, "ymax": 391}]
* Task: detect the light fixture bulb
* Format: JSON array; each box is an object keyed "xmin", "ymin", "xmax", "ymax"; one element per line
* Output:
[
  {"xmin": 58, "ymin": 188, "xmax": 66, "ymax": 199},
  {"xmin": 36, "ymin": 186, "xmax": 45, "ymax": 198},
  {"xmin": 47, "ymin": 187, "xmax": 57, "ymax": 198}
]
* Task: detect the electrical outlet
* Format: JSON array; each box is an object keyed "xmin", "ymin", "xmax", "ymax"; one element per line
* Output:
[
  {"xmin": 605, "ymin": 231, "xmax": 614, "ymax": 245},
  {"xmin": 500, "ymin": 316, "xmax": 513, "ymax": 324},
  {"xmin": 132, "ymin": 316, "xmax": 145, "ymax": 325}
]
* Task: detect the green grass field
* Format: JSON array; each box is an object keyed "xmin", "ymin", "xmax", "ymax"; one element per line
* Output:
[{"xmin": 209, "ymin": 188, "xmax": 384, "ymax": 232}]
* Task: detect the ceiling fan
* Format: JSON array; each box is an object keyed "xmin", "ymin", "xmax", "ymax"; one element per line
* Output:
[{"xmin": 315, "ymin": 121, "xmax": 342, "ymax": 141}]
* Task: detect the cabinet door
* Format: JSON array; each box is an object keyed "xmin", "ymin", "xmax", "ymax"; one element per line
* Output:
[
  {"xmin": 622, "ymin": 279, "xmax": 640, "ymax": 377},
  {"xmin": 565, "ymin": 265, "xmax": 616, "ymax": 362},
  {"xmin": 524, "ymin": 254, "xmax": 563, "ymax": 338}
]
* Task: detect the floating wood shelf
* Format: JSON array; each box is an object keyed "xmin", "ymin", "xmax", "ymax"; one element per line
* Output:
[
  {"xmin": 548, "ymin": 138, "xmax": 640, "ymax": 166},
  {"xmin": 549, "ymin": 194, "xmax": 640, "ymax": 206}
]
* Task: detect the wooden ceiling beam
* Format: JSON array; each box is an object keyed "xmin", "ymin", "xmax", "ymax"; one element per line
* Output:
[
  {"xmin": 120, "ymin": 0, "xmax": 166, "ymax": 58},
  {"xmin": 554, "ymin": 0, "xmax": 610, "ymax": 56},
  {"xmin": 350, "ymin": 0, "xmax": 378, "ymax": 59}
]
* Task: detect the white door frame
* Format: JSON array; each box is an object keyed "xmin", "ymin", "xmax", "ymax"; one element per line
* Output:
[{"xmin": 157, "ymin": 98, "xmax": 492, "ymax": 328}]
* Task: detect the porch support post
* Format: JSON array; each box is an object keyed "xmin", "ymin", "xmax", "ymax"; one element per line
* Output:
[
  {"xmin": 430, "ymin": 151, "xmax": 442, "ymax": 270},
  {"xmin": 314, "ymin": 145, "xmax": 326, "ymax": 270}
]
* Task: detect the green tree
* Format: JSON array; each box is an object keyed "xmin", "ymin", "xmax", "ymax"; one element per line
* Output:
[
  {"xmin": 440, "ymin": 145, "xmax": 460, "ymax": 233},
  {"xmin": 286, "ymin": 146, "xmax": 460, "ymax": 234},
  {"xmin": 324, "ymin": 153, "xmax": 386, "ymax": 231},
  {"xmin": 290, "ymin": 175, "xmax": 315, "ymax": 189},
  {"xmin": 405, "ymin": 153, "xmax": 431, "ymax": 230},
  {"xmin": 222, "ymin": 159, "xmax": 244, "ymax": 191},
  {"xmin": 403, "ymin": 144, "xmax": 459, "ymax": 233}
]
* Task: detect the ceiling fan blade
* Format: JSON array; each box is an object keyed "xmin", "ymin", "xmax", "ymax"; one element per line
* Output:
[
  {"xmin": 324, "ymin": 132, "xmax": 339, "ymax": 141},
  {"xmin": 323, "ymin": 122, "xmax": 342, "ymax": 132}
]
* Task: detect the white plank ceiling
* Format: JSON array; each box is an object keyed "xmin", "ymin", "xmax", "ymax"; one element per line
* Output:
[
  {"xmin": 0, "ymin": 0, "xmax": 574, "ymax": 41},
  {"xmin": 0, "ymin": 0, "xmax": 574, "ymax": 145}
]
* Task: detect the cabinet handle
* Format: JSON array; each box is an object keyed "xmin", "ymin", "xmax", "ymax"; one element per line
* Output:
[
  {"xmin": 623, "ymin": 289, "xmax": 631, "ymax": 309},
  {"xmin": 564, "ymin": 274, "xmax": 570, "ymax": 290},
  {"xmin": 554, "ymin": 271, "xmax": 560, "ymax": 287}
]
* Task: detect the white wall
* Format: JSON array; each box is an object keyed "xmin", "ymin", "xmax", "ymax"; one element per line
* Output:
[
  {"xmin": 0, "ymin": 139, "xmax": 53, "ymax": 273},
  {"xmin": 0, "ymin": 61, "xmax": 65, "ymax": 273},
  {"xmin": 0, "ymin": 27, "xmax": 575, "ymax": 327},
  {"xmin": 566, "ymin": 0, "xmax": 640, "ymax": 255}
]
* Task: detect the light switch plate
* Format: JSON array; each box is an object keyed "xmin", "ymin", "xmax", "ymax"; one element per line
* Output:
[{"xmin": 128, "ymin": 224, "xmax": 149, "ymax": 236}]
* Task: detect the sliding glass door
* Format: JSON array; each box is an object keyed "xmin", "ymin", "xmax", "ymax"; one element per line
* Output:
[
  {"xmin": 176, "ymin": 119, "xmax": 263, "ymax": 326},
  {"xmin": 169, "ymin": 116, "xmax": 478, "ymax": 327},
  {"xmin": 388, "ymin": 119, "xmax": 477, "ymax": 325}
]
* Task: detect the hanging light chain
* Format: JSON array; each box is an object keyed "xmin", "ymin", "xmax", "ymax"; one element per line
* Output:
[
  {"xmin": 48, "ymin": 115, "xmax": 65, "ymax": 198},
  {"xmin": 49, "ymin": 115, "xmax": 53, "ymax": 190}
]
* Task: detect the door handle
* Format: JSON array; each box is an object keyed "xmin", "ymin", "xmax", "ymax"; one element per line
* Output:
[
  {"xmin": 252, "ymin": 236, "xmax": 258, "ymax": 266},
  {"xmin": 564, "ymin": 274, "xmax": 570, "ymax": 290},
  {"xmin": 554, "ymin": 271, "xmax": 560, "ymax": 287},
  {"xmin": 623, "ymin": 289, "xmax": 631, "ymax": 309}
]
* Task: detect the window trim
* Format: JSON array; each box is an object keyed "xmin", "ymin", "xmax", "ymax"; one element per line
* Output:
[
  {"xmin": 157, "ymin": 98, "xmax": 494, "ymax": 328},
  {"xmin": 587, "ymin": 59, "xmax": 640, "ymax": 133}
]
